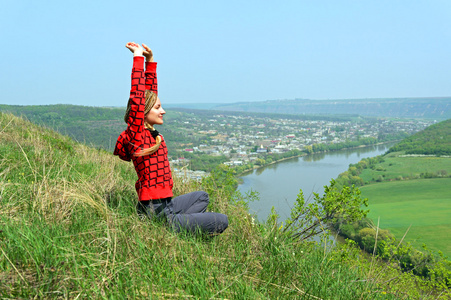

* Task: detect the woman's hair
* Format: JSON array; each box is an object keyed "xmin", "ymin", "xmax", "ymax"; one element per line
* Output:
[{"xmin": 124, "ymin": 90, "xmax": 162, "ymax": 157}]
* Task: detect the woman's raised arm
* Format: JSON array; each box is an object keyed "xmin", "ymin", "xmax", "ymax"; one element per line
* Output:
[
  {"xmin": 142, "ymin": 43, "xmax": 154, "ymax": 62},
  {"xmin": 125, "ymin": 42, "xmax": 144, "ymax": 57},
  {"xmin": 142, "ymin": 43, "xmax": 158, "ymax": 94}
]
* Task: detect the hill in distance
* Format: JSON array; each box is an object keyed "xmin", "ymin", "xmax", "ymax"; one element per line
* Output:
[
  {"xmin": 209, "ymin": 97, "xmax": 451, "ymax": 119},
  {"xmin": 387, "ymin": 118, "xmax": 451, "ymax": 155}
]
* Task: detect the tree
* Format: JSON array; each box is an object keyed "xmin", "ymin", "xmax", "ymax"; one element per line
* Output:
[{"xmin": 282, "ymin": 180, "xmax": 369, "ymax": 241}]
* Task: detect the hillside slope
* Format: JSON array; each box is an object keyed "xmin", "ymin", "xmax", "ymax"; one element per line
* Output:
[
  {"xmin": 1, "ymin": 112, "xmax": 448, "ymax": 298},
  {"xmin": 0, "ymin": 104, "xmax": 125, "ymax": 151},
  {"xmin": 387, "ymin": 118, "xmax": 451, "ymax": 155}
]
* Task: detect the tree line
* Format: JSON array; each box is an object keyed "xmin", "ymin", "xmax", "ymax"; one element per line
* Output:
[{"xmin": 387, "ymin": 118, "xmax": 451, "ymax": 156}]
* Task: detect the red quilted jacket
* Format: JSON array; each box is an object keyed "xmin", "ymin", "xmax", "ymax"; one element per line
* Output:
[{"xmin": 114, "ymin": 56, "xmax": 173, "ymax": 201}]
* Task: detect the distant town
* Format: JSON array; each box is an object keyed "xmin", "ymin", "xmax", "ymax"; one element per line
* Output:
[{"xmin": 167, "ymin": 110, "xmax": 435, "ymax": 180}]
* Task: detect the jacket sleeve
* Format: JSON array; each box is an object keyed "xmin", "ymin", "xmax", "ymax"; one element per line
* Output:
[
  {"xmin": 124, "ymin": 56, "xmax": 146, "ymax": 155},
  {"xmin": 145, "ymin": 61, "xmax": 158, "ymax": 95}
]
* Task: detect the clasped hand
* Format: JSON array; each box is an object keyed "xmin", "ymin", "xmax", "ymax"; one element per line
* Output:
[{"xmin": 125, "ymin": 42, "xmax": 153, "ymax": 62}]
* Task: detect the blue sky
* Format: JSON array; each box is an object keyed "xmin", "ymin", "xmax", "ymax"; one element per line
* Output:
[{"xmin": 1, "ymin": 0, "xmax": 451, "ymax": 106}]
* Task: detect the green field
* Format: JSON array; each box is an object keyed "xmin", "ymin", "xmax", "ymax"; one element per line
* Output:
[
  {"xmin": 360, "ymin": 178, "xmax": 451, "ymax": 257},
  {"xmin": 359, "ymin": 152, "xmax": 451, "ymax": 183}
]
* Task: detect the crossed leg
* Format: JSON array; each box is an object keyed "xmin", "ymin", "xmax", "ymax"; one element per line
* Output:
[{"xmin": 167, "ymin": 191, "xmax": 228, "ymax": 234}]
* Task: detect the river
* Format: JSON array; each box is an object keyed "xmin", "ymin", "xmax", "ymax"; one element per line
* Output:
[{"xmin": 238, "ymin": 143, "xmax": 396, "ymax": 223}]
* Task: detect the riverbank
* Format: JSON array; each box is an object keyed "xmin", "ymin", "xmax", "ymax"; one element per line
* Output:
[
  {"xmin": 237, "ymin": 153, "xmax": 307, "ymax": 177},
  {"xmin": 236, "ymin": 140, "xmax": 400, "ymax": 177},
  {"xmin": 238, "ymin": 142, "xmax": 397, "ymax": 222}
]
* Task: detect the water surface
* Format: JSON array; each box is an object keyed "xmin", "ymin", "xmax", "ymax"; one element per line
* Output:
[{"xmin": 238, "ymin": 143, "xmax": 395, "ymax": 222}]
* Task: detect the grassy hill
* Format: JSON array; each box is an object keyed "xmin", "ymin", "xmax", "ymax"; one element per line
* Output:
[
  {"xmin": 0, "ymin": 104, "xmax": 129, "ymax": 151},
  {"xmin": 387, "ymin": 118, "xmax": 451, "ymax": 155},
  {"xmin": 1, "ymin": 112, "xmax": 448, "ymax": 298},
  {"xmin": 337, "ymin": 119, "xmax": 451, "ymax": 257}
]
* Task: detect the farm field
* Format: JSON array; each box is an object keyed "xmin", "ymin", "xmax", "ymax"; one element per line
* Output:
[
  {"xmin": 359, "ymin": 152, "xmax": 451, "ymax": 183},
  {"xmin": 360, "ymin": 178, "xmax": 451, "ymax": 257}
]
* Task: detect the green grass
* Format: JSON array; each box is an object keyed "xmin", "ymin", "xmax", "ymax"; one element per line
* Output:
[
  {"xmin": 361, "ymin": 178, "xmax": 451, "ymax": 257},
  {"xmin": 359, "ymin": 152, "xmax": 451, "ymax": 183},
  {"xmin": 1, "ymin": 112, "xmax": 449, "ymax": 299}
]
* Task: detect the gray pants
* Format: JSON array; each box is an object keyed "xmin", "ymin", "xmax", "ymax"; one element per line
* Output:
[{"xmin": 137, "ymin": 191, "xmax": 228, "ymax": 234}]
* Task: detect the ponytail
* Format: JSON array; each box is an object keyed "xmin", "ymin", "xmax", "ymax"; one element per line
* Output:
[{"xmin": 135, "ymin": 124, "xmax": 162, "ymax": 157}]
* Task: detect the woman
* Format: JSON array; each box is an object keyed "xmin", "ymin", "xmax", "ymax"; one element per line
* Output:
[{"xmin": 114, "ymin": 42, "xmax": 228, "ymax": 234}]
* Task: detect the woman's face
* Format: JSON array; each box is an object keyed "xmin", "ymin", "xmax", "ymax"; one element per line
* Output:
[{"xmin": 145, "ymin": 97, "xmax": 165, "ymax": 125}]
